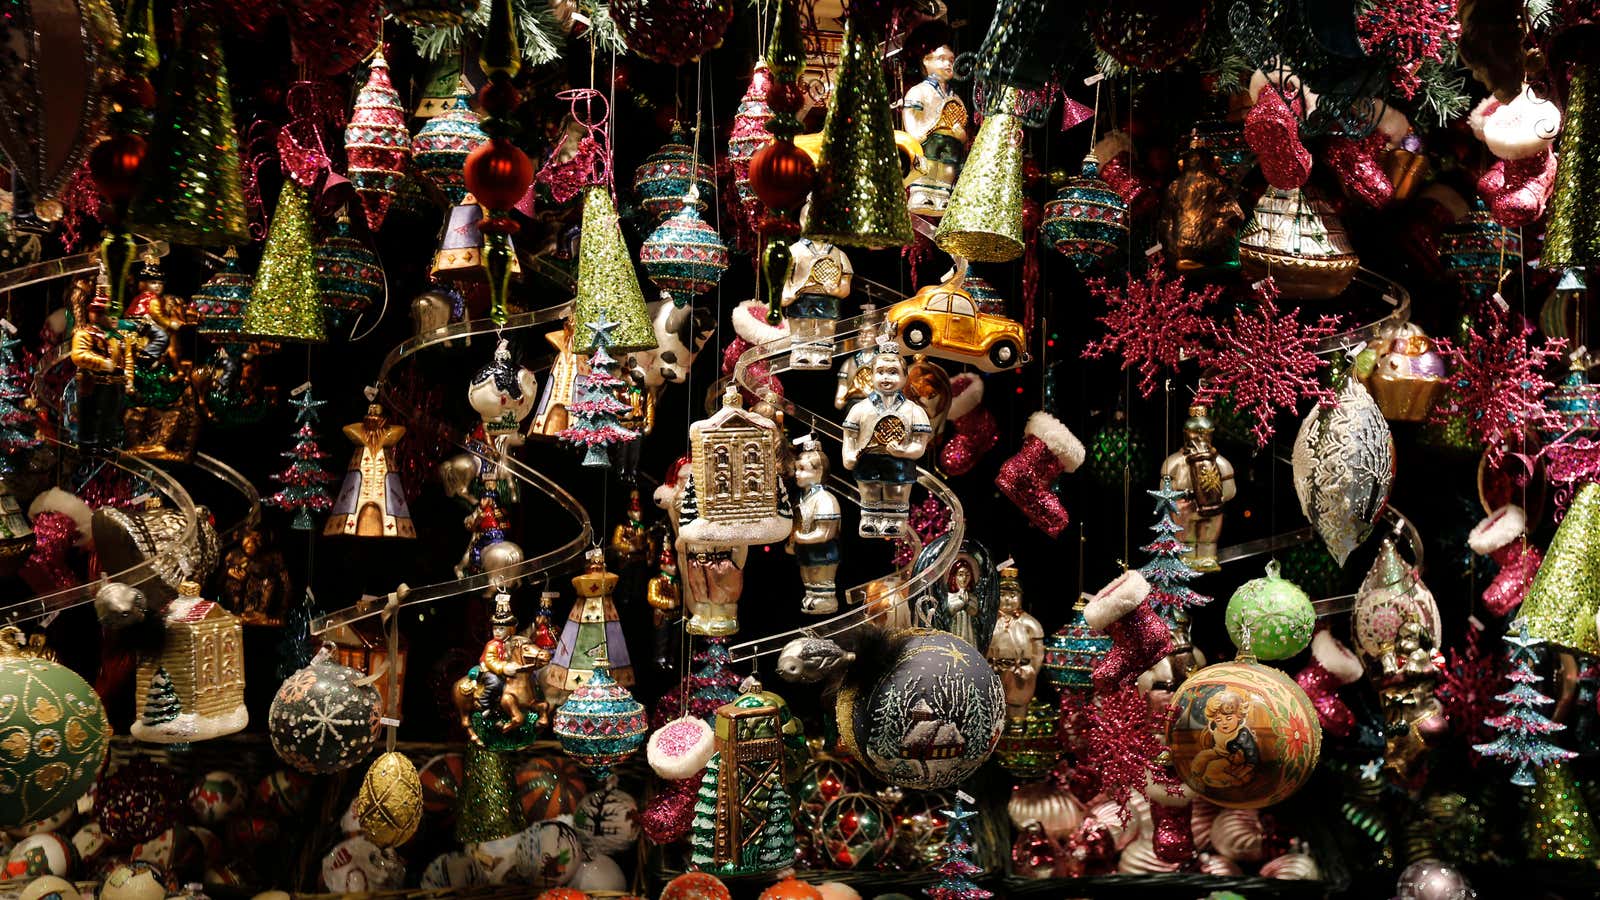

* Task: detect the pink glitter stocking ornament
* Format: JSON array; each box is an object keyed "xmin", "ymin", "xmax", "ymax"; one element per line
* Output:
[
  {"xmin": 995, "ymin": 411, "xmax": 1085, "ymax": 537},
  {"xmin": 1480, "ymin": 150, "xmax": 1558, "ymax": 227},
  {"xmin": 1083, "ymin": 570, "xmax": 1172, "ymax": 693},
  {"xmin": 941, "ymin": 373, "xmax": 998, "ymax": 475},
  {"xmin": 1244, "ymin": 87, "xmax": 1311, "ymax": 189},
  {"xmin": 1145, "ymin": 774, "xmax": 1196, "ymax": 865},
  {"xmin": 1294, "ymin": 629, "xmax": 1364, "ymax": 737},
  {"xmin": 1325, "ymin": 132, "xmax": 1394, "ymax": 207},
  {"xmin": 1469, "ymin": 504, "xmax": 1542, "ymax": 616}
]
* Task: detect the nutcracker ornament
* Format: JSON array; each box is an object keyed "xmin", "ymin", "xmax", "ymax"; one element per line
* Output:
[
  {"xmin": 790, "ymin": 438, "xmax": 842, "ymax": 614},
  {"xmin": 1158, "ymin": 405, "xmax": 1236, "ymax": 572},
  {"xmin": 325, "ymin": 404, "xmax": 414, "ymax": 539},
  {"xmin": 901, "ymin": 25, "xmax": 969, "ymax": 216},
  {"xmin": 783, "ymin": 237, "xmax": 854, "ymax": 369},
  {"xmin": 986, "ymin": 565, "xmax": 1044, "ymax": 722},
  {"xmin": 842, "ymin": 334, "xmax": 933, "ymax": 538},
  {"xmin": 68, "ymin": 273, "xmax": 127, "ymax": 451}
]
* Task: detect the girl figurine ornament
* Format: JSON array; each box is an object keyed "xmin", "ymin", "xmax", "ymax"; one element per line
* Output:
[{"xmin": 842, "ymin": 329, "xmax": 933, "ymax": 537}]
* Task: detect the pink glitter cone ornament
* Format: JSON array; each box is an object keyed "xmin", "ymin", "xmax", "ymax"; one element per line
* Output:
[{"xmin": 345, "ymin": 52, "xmax": 411, "ymax": 233}]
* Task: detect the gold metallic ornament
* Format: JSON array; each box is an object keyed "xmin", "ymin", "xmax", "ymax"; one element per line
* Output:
[
  {"xmin": 356, "ymin": 751, "xmax": 424, "ymax": 848},
  {"xmin": 1237, "ymin": 188, "xmax": 1359, "ymax": 300},
  {"xmin": 1159, "ymin": 139, "xmax": 1245, "ymax": 270},
  {"xmin": 1361, "ymin": 322, "xmax": 1448, "ymax": 423},
  {"xmin": 131, "ymin": 580, "xmax": 247, "ymax": 743},
  {"xmin": 934, "ymin": 100, "xmax": 1025, "ymax": 262}
]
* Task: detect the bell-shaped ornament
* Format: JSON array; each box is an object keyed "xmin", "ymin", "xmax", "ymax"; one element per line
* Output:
[
  {"xmin": 193, "ymin": 248, "xmax": 255, "ymax": 342},
  {"xmin": 1440, "ymin": 199, "xmax": 1521, "ymax": 302},
  {"xmin": 1042, "ymin": 154, "xmax": 1130, "ymax": 270},
  {"xmin": 430, "ymin": 195, "xmax": 522, "ymax": 284},
  {"xmin": 1237, "ymin": 188, "xmax": 1359, "ymax": 300},
  {"xmin": 126, "ymin": 17, "xmax": 249, "ymax": 245},
  {"xmin": 802, "ymin": 16, "xmax": 914, "ymax": 250},
  {"xmin": 1541, "ymin": 364, "xmax": 1600, "ymax": 438},
  {"xmin": 240, "ymin": 183, "xmax": 327, "ymax": 343},
  {"xmin": 314, "ymin": 209, "xmax": 384, "ymax": 329},
  {"xmin": 1518, "ymin": 481, "xmax": 1600, "ymax": 655},
  {"xmin": 934, "ymin": 94, "xmax": 1025, "ymax": 262},
  {"xmin": 633, "ymin": 126, "xmax": 716, "ymax": 224},
  {"xmin": 1545, "ymin": 62, "xmax": 1600, "ymax": 269},
  {"xmin": 572, "ymin": 186, "xmax": 656, "ymax": 353}
]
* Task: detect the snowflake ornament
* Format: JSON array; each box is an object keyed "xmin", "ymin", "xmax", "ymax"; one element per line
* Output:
[
  {"xmin": 1082, "ymin": 256, "xmax": 1223, "ymax": 397},
  {"xmin": 1437, "ymin": 627, "xmax": 1502, "ymax": 746},
  {"xmin": 1357, "ymin": 0, "xmax": 1461, "ymax": 98},
  {"xmin": 1197, "ymin": 280, "xmax": 1340, "ymax": 447},
  {"xmin": 1431, "ymin": 307, "xmax": 1565, "ymax": 466}
]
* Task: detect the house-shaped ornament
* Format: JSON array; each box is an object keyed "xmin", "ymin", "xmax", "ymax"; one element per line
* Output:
[
  {"xmin": 681, "ymin": 384, "xmax": 792, "ymax": 546},
  {"xmin": 132, "ymin": 581, "xmax": 248, "ymax": 743}
]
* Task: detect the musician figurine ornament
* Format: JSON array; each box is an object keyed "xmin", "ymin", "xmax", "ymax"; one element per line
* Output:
[
  {"xmin": 1159, "ymin": 404, "xmax": 1237, "ymax": 572},
  {"xmin": 842, "ymin": 328, "xmax": 933, "ymax": 537}
]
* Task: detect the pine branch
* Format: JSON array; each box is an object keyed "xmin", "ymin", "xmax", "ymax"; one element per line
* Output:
[{"xmin": 1413, "ymin": 57, "xmax": 1471, "ymax": 126}]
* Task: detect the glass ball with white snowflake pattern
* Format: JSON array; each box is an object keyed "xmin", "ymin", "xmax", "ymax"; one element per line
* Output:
[{"xmin": 269, "ymin": 655, "xmax": 382, "ymax": 774}]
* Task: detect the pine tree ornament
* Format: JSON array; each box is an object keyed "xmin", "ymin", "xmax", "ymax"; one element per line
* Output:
[
  {"xmin": 924, "ymin": 791, "xmax": 992, "ymax": 900},
  {"xmin": 1141, "ymin": 477, "xmax": 1212, "ymax": 621},
  {"xmin": 265, "ymin": 388, "xmax": 336, "ymax": 530},
  {"xmin": 0, "ymin": 328, "xmax": 39, "ymax": 467},
  {"xmin": 557, "ymin": 315, "xmax": 639, "ymax": 468},
  {"xmin": 1473, "ymin": 623, "xmax": 1578, "ymax": 786}
]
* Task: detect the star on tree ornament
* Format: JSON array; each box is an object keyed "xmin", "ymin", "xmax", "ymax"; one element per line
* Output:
[
  {"xmin": 1082, "ymin": 255, "xmax": 1222, "ymax": 397},
  {"xmin": 584, "ymin": 311, "xmax": 621, "ymax": 348},
  {"xmin": 1196, "ymin": 280, "xmax": 1340, "ymax": 447},
  {"xmin": 289, "ymin": 386, "xmax": 328, "ymax": 424},
  {"xmin": 1503, "ymin": 621, "xmax": 1542, "ymax": 664},
  {"xmin": 1431, "ymin": 306, "xmax": 1564, "ymax": 467}
]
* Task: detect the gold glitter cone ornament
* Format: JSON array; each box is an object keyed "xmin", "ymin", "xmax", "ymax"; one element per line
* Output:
[
  {"xmin": 125, "ymin": 16, "xmax": 249, "ymax": 246},
  {"xmin": 240, "ymin": 183, "xmax": 327, "ymax": 343},
  {"xmin": 1517, "ymin": 481, "xmax": 1600, "ymax": 655},
  {"xmin": 454, "ymin": 742, "xmax": 525, "ymax": 844},
  {"xmin": 572, "ymin": 186, "xmax": 655, "ymax": 353},
  {"xmin": 355, "ymin": 751, "xmax": 423, "ymax": 848},
  {"xmin": 801, "ymin": 17, "xmax": 914, "ymax": 250},
  {"xmin": 1526, "ymin": 761, "xmax": 1600, "ymax": 861},
  {"xmin": 1545, "ymin": 62, "xmax": 1600, "ymax": 268},
  {"xmin": 934, "ymin": 100, "xmax": 1025, "ymax": 262}
]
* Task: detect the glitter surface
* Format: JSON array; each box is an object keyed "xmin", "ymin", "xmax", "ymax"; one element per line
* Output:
[
  {"xmin": 412, "ymin": 85, "xmax": 486, "ymax": 207},
  {"xmin": 345, "ymin": 52, "xmax": 411, "ymax": 233},
  {"xmin": 572, "ymin": 186, "xmax": 656, "ymax": 352},
  {"xmin": 1518, "ymin": 482, "xmax": 1600, "ymax": 655},
  {"xmin": 241, "ymin": 182, "xmax": 327, "ymax": 343},
  {"xmin": 1545, "ymin": 62, "xmax": 1600, "ymax": 268},
  {"xmin": 935, "ymin": 106, "xmax": 1025, "ymax": 262},
  {"xmin": 1526, "ymin": 761, "xmax": 1600, "ymax": 860}
]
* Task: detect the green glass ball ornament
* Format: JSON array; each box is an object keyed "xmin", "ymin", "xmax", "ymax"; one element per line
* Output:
[
  {"xmin": 1276, "ymin": 540, "xmax": 1344, "ymax": 601},
  {"xmin": 815, "ymin": 792, "xmax": 894, "ymax": 868},
  {"xmin": 1085, "ymin": 410, "xmax": 1151, "ymax": 490},
  {"xmin": 0, "ymin": 637, "xmax": 112, "ymax": 828},
  {"xmin": 1224, "ymin": 561, "xmax": 1316, "ymax": 660}
]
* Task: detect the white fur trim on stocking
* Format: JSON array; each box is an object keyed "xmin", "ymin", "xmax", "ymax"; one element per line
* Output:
[
  {"xmin": 1084, "ymin": 569, "xmax": 1152, "ymax": 631},
  {"xmin": 1469, "ymin": 97, "xmax": 1500, "ymax": 142},
  {"xmin": 1479, "ymin": 86, "xmax": 1561, "ymax": 160},
  {"xmin": 1469, "ymin": 504, "xmax": 1527, "ymax": 555},
  {"xmin": 1024, "ymin": 411, "xmax": 1086, "ymax": 472},
  {"xmin": 1310, "ymin": 630, "xmax": 1363, "ymax": 685},
  {"xmin": 647, "ymin": 716, "xmax": 716, "ymax": 780},
  {"xmin": 732, "ymin": 299, "xmax": 790, "ymax": 346},
  {"xmin": 947, "ymin": 373, "xmax": 985, "ymax": 421}
]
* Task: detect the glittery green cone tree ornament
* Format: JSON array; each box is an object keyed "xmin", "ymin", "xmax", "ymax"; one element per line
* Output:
[
  {"xmin": 935, "ymin": 91, "xmax": 1025, "ymax": 263},
  {"xmin": 1545, "ymin": 63, "xmax": 1600, "ymax": 269},
  {"xmin": 573, "ymin": 186, "xmax": 655, "ymax": 353},
  {"xmin": 1525, "ymin": 760, "xmax": 1600, "ymax": 861},
  {"xmin": 1517, "ymin": 481, "xmax": 1600, "ymax": 655},
  {"xmin": 454, "ymin": 742, "xmax": 525, "ymax": 844},
  {"xmin": 241, "ymin": 183, "xmax": 326, "ymax": 343},
  {"xmin": 125, "ymin": 16, "xmax": 248, "ymax": 246},
  {"xmin": 801, "ymin": 15, "xmax": 914, "ymax": 250}
]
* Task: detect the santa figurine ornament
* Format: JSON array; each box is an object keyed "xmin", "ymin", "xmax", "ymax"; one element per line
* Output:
[{"xmin": 842, "ymin": 329, "xmax": 933, "ymax": 537}]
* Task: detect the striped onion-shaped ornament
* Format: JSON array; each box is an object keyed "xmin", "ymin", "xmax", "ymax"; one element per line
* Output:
[
  {"xmin": 345, "ymin": 51, "xmax": 411, "ymax": 233},
  {"xmin": 552, "ymin": 660, "xmax": 648, "ymax": 778},
  {"xmin": 640, "ymin": 197, "xmax": 729, "ymax": 308},
  {"xmin": 411, "ymin": 82, "xmax": 486, "ymax": 207},
  {"xmin": 1042, "ymin": 155, "xmax": 1129, "ymax": 270},
  {"xmin": 193, "ymin": 247, "xmax": 255, "ymax": 341},
  {"xmin": 1042, "ymin": 595, "xmax": 1110, "ymax": 691},
  {"xmin": 314, "ymin": 210, "xmax": 383, "ymax": 329},
  {"xmin": 633, "ymin": 127, "xmax": 716, "ymax": 224}
]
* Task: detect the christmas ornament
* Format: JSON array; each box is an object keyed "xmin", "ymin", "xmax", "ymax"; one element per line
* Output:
[
  {"xmin": 1472, "ymin": 88, "xmax": 1560, "ymax": 227},
  {"xmin": 265, "ymin": 389, "xmax": 336, "ymax": 530},
  {"xmin": 545, "ymin": 548, "xmax": 634, "ymax": 706},
  {"xmin": 1362, "ymin": 320, "xmax": 1448, "ymax": 422},
  {"xmin": 240, "ymin": 183, "xmax": 327, "ymax": 343},
  {"xmin": 516, "ymin": 756, "xmax": 588, "ymax": 821},
  {"xmin": 1546, "ymin": 62, "xmax": 1600, "ymax": 268},
  {"xmin": 1007, "ymin": 781, "xmax": 1083, "ymax": 842},
  {"xmin": 791, "ymin": 438, "xmax": 842, "ymax": 615},
  {"xmin": 0, "ymin": 628, "xmax": 111, "ymax": 828},
  {"xmin": 1088, "ymin": 0, "xmax": 1208, "ymax": 67},
  {"xmin": 783, "ymin": 237, "xmax": 854, "ymax": 369},
  {"xmin": 1471, "ymin": 624, "xmax": 1574, "ymax": 787},
  {"xmin": 420, "ymin": 850, "xmax": 485, "ymax": 888},
  {"xmin": 190, "ymin": 770, "xmax": 246, "ymax": 825},
  {"xmin": 573, "ymin": 187, "xmax": 656, "ymax": 352},
  {"xmin": 884, "ymin": 272, "xmax": 1028, "ymax": 372},
  {"xmin": 1157, "ymin": 409, "xmax": 1236, "ymax": 572},
  {"xmin": 1525, "ymin": 761, "xmax": 1599, "ymax": 860},
  {"xmin": 993, "ymin": 698, "xmax": 1059, "ymax": 781},
  {"xmin": 355, "ymin": 751, "xmax": 423, "ymax": 848},
  {"xmin": 940, "ymin": 374, "xmax": 998, "ymax": 476},
  {"xmin": 1043, "ymin": 596, "xmax": 1110, "ymax": 692},
  {"xmin": 641, "ymin": 198, "xmax": 729, "ymax": 309},
  {"xmin": 325, "ymin": 404, "xmax": 413, "ymax": 538},
  {"xmin": 795, "ymin": 756, "xmax": 861, "ymax": 827},
  {"xmin": 99, "ymin": 758, "xmax": 185, "ymax": 844},
  {"xmin": 1294, "ymin": 630, "xmax": 1364, "ymax": 737},
  {"xmin": 313, "ymin": 210, "xmax": 382, "ymax": 330},
  {"xmin": 987, "ymin": 564, "xmax": 1045, "ymax": 723},
  {"xmin": 454, "ymin": 594, "xmax": 548, "ymax": 750},
  {"xmin": 1469, "ymin": 504, "xmax": 1541, "ymax": 616},
  {"xmin": 7, "ymin": 835, "xmax": 73, "ymax": 880},
  {"xmin": 1431, "ymin": 306, "xmax": 1563, "ymax": 466},
  {"xmin": 553, "ymin": 651, "xmax": 648, "ymax": 778},
  {"xmin": 99, "ymin": 862, "xmax": 165, "ymax": 900},
  {"xmin": 994, "ymin": 411, "xmax": 1085, "ymax": 537},
  {"xmin": 1083, "ymin": 259, "xmax": 1220, "ymax": 398},
  {"xmin": 192, "ymin": 249, "xmax": 254, "ymax": 341},
  {"xmin": 124, "ymin": 17, "xmax": 247, "ymax": 246},
  {"xmin": 573, "ymin": 777, "xmax": 638, "ymax": 856},
  {"xmin": 1224, "ymin": 562, "xmax": 1316, "ymax": 660},
  {"xmin": 923, "ymin": 791, "xmax": 991, "ymax": 900},
  {"xmin": 835, "ymin": 628, "xmax": 1005, "ymax": 791},
  {"xmin": 132, "ymin": 580, "xmax": 247, "ymax": 743},
  {"xmin": 322, "ymin": 835, "xmax": 404, "ymax": 891},
  {"xmin": 1393, "ymin": 859, "xmax": 1478, "ymax": 900},
  {"xmin": 816, "ymin": 792, "xmax": 894, "ymax": 868},
  {"xmin": 1165, "ymin": 658, "xmax": 1322, "ymax": 808},
  {"xmin": 411, "ymin": 84, "xmax": 486, "ymax": 207},
  {"xmin": 1351, "ymin": 538, "xmax": 1441, "ymax": 664},
  {"xmin": 517, "ymin": 818, "xmax": 584, "ymax": 888},
  {"xmin": 842, "ymin": 337, "xmax": 932, "ymax": 538},
  {"xmin": 660, "ymin": 872, "xmax": 731, "ymax": 900},
  {"xmin": 726, "ymin": 61, "xmax": 773, "ymax": 244},
  {"xmin": 1291, "ymin": 375, "xmax": 1395, "ymax": 565},
  {"xmin": 345, "ymin": 52, "xmax": 410, "ymax": 233},
  {"xmin": 935, "ymin": 96, "xmax": 1024, "ymax": 262},
  {"xmin": 902, "ymin": 33, "xmax": 969, "ymax": 217},
  {"xmin": 1042, "ymin": 155, "xmax": 1130, "ymax": 269},
  {"xmin": 634, "ymin": 128, "xmax": 716, "ymax": 224},
  {"xmin": 682, "ymin": 383, "xmax": 790, "ymax": 548},
  {"xmin": 268, "ymin": 654, "xmax": 382, "ymax": 774},
  {"xmin": 1144, "ymin": 778, "xmax": 1195, "ymax": 865},
  {"xmin": 384, "ymin": 0, "xmax": 475, "ymax": 25},
  {"xmin": 455, "ymin": 742, "xmax": 524, "ymax": 845},
  {"xmin": 1159, "ymin": 137, "xmax": 1245, "ymax": 270},
  {"xmin": 1084, "ymin": 570, "xmax": 1172, "ymax": 693},
  {"xmin": 610, "ymin": 0, "xmax": 734, "ymax": 65},
  {"xmin": 803, "ymin": 15, "xmax": 914, "ymax": 250},
  {"xmin": 557, "ymin": 316, "xmax": 639, "ymax": 468},
  {"xmin": 1440, "ymin": 199, "xmax": 1520, "ymax": 302},
  {"xmin": 1243, "ymin": 83, "xmax": 1311, "ymax": 190},
  {"xmin": 1236, "ymin": 188, "xmax": 1359, "ymax": 300},
  {"xmin": 1520, "ymin": 482, "xmax": 1600, "ymax": 655},
  {"xmin": 691, "ymin": 688, "xmax": 799, "ymax": 876}
]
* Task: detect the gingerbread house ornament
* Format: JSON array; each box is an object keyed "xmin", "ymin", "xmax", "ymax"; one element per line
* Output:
[
  {"xmin": 681, "ymin": 384, "xmax": 792, "ymax": 546},
  {"xmin": 131, "ymin": 581, "xmax": 247, "ymax": 743}
]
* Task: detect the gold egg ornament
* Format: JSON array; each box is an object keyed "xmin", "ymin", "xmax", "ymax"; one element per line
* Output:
[{"xmin": 355, "ymin": 751, "xmax": 424, "ymax": 847}]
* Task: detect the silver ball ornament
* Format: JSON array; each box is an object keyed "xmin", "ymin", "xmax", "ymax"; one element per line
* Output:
[{"xmin": 1394, "ymin": 859, "xmax": 1476, "ymax": 900}]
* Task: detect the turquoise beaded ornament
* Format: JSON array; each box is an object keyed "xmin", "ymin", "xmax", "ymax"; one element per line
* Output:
[
  {"xmin": 1043, "ymin": 595, "xmax": 1111, "ymax": 690},
  {"xmin": 193, "ymin": 248, "xmax": 254, "ymax": 341},
  {"xmin": 411, "ymin": 83, "xmax": 486, "ymax": 207},
  {"xmin": 1042, "ymin": 155, "xmax": 1129, "ymax": 270},
  {"xmin": 552, "ymin": 655, "xmax": 648, "ymax": 778},
  {"xmin": 633, "ymin": 127, "xmax": 716, "ymax": 224},
  {"xmin": 314, "ymin": 211, "xmax": 384, "ymax": 329},
  {"xmin": 640, "ymin": 194, "xmax": 729, "ymax": 308}
]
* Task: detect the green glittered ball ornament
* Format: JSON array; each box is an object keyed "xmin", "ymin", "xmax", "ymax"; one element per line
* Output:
[
  {"xmin": 994, "ymin": 697, "xmax": 1062, "ymax": 781},
  {"xmin": 0, "ymin": 637, "xmax": 112, "ymax": 828},
  {"xmin": 1085, "ymin": 410, "xmax": 1150, "ymax": 490},
  {"xmin": 1224, "ymin": 560, "xmax": 1315, "ymax": 660},
  {"xmin": 1276, "ymin": 540, "xmax": 1344, "ymax": 601},
  {"xmin": 815, "ymin": 792, "xmax": 894, "ymax": 868}
]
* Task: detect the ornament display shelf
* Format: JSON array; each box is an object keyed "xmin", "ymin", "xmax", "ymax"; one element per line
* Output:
[
  {"xmin": 719, "ymin": 292, "xmax": 965, "ymax": 664},
  {"xmin": 310, "ymin": 296, "xmax": 592, "ymax": 638},
  {"xmin": 0, "ymin": 443, "xmax": 259, "ymax": 626}
]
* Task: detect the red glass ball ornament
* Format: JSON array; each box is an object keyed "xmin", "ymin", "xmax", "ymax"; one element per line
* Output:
[
  {"xmin": 749, "ymin": 140, "xmax": 814, "ymax": 213},
  {"xmin": 98, "ymin": 759, "xmax": 186, "ymax": 845},
  {"xmin": 89, "ymin": 134, "xmax": 148, "ymax": 202},
  {"xmin": 465, "ymin": 138, "xmax": 534, "ymax": 212},
  {"xmin": 766, "ymin": 81, "xmax": 805, "ymax": 115},
  {"xmin": 476, "ymin": 80, "xmax": 522, "ymax": 118},
  {"xmin": 610, "ymin": 0, "xmax": 735, "ymax": 66},
  {"xmin": 106, "ymin": 77, "xmax": 156, "ymax": 112}
]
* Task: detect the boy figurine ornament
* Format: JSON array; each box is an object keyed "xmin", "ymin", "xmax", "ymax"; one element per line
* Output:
[
  {"xmin": 902, "ymin": 24, "xmax": 969, "ymax": 216},
  {"xmin": 790, "ymin": 438, "xmax": 842, "ymax": 614},
  {"xmin": 783, "ymin": 237, "xmax": 853, "ymax": 370},
  {"xmin": 842, "ymin": 329, "xmax": 932, "ymax": 537}
]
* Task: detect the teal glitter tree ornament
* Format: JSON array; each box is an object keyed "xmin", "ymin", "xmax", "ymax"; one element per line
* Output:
[
  {"xmin": 265, "ymin": 389, "xmax": 335, "ymax": 530},
  {"xmin": 1474, "ymin": 623, "xmax": 1577, "ymax": 786},
  {"xmin": 557, "ymin": 315, "xmax": 638, "ymax": 467},
  {"xmin": 0, "ymin": 329, "xmax": 39, "ymax": 468},
  {"xmin": 1141, "ymin": 476, "xmax": 1211, "ymax": 620},
  {"xmin": 924, "ymin": 791, "xmax": 991, "ymax": 900}
]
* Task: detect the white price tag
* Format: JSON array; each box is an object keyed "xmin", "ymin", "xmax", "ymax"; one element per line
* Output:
[
  {"xmin": 1468, "ymin": 615, "xmax": 1485, "ymax": 632},
  {"xmin": 379, "ymin": 716, "xmax": 401, "ymax": 728},
  {"xmin": 1343, "ymin": 341, "xmax": 1367, "ymax": 360},
  {"xmin": 1145, "ymin": 243, "xmax": 1162, "ymax": 257},
  {"xmin": 0, "ymin": 318, "xmax": 15, "ymax": 334},
  {"xmin": 1491, "ymin": 292, "xmax": 1509, "ymax": 312},
  {"xmin": 956, "ymin": 790, "xmax": 976, "ymax": 804},
  {"xmin": 1251, "ymin": 280, "xmax": 1268, "ymax": 291},
  {"xmin": 291, "ymin": 381, "xmax": 312, "ymax": 396},
  {"xmin": 363, "ymin": 385, "xmax": 379, "ymax": 401},
  {"xmin": 1382, "ymin": 293, "xmax": 1398, "ymax": 306},
  {"xmin": 1084, "ymin": 72, "xmax": 1106, "ymax": 86}
]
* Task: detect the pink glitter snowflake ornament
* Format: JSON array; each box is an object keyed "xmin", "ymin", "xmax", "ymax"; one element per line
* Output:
[
  {"xmin": 1082, "ymin": 256, "xmax": 1223, "ymax": 397},
  {"xmin": 1431, "ymin": 306, "xmax": 1565, "ymax": 466}
]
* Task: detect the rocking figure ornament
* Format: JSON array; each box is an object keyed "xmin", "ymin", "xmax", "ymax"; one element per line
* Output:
[{"xmin": 842, "ymin": 333, "xmax": 933, "ymax": 538}]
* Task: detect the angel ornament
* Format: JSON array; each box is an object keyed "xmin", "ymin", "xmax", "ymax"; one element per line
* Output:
[{"xmin": 842, "ymin": 332, "xmax": 932, "ymax": 537}]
